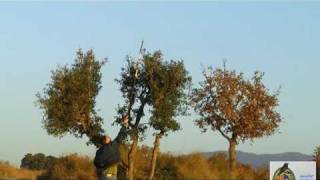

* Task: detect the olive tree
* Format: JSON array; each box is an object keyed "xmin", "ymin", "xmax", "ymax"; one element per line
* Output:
[
  {"xmin": 36, "ymin": 49, "xmax": 105, "ymax": 146},
  {"xmin": 115, "ymin": 50, "xmax": 190, "ymax": 180},
  {"xmin": 146, "ymin": 53, "xmax": 191, "ymax": 180},
  {"xmin": 115, "ymin": 52, "xmax": 152, "ymax": 180}
]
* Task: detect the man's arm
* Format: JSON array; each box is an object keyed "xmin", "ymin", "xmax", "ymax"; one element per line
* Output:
[
  {"xmin": 114, "ymin": 115, "xmax": 130, "ymax": 143},
  {"xmin": 115, "ymin": 124, "xmax": 130, "ymax": 143}
]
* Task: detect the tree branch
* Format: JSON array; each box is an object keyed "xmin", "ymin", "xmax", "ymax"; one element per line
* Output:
[
  {"xmin": 217, "ymin": 127, "xmax": 231, "ymax": 141},
  {"xmin": 127, "ymin": 87, "xmax": 136, "ymax": 128}
]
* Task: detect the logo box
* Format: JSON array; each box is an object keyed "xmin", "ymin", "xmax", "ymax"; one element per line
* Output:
[{"xmin": 270, "ymin": 161, "xmax": 316, "ymax": 180}]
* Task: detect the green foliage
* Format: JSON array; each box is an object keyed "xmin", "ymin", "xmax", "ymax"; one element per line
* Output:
[
  {"xmin": 115, "ymin": 55, "xmax": 151, "ymax": 137},
  {"xmin": 115, "ymin": 50, "xmax": 191, "ymax": 135},
  {"xmin": 115, "ymin": 50, "xmax": 191, "ymax": 180},
  {"xmin": 36, "ymin": 49, "xmax": 105, "ymax": 146},
  {"xmin": 20, "ymin": 153, "xmax": 56, "ymax": 170},
  {"xmin": 146, "ymin": 51, "xmax": 191, "ymax": 135}
]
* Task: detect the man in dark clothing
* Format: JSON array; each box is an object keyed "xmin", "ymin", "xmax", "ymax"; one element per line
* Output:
[{"xmin": 94, "ymin": 115, "xmax": 129, "ymax": 180}]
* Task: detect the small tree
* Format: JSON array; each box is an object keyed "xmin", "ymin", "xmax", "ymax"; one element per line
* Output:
[
  {"xmin": 115, "ymin": 50, "xmax": 190, "ymax": 180},
  {"xmin": 146, "ymin": 53, "xmax": 191, "ymax": 180},
  {"xmin": 115, "ymin": 52, "xmax": 152, "ymax": 180},
  {"xmin": 191, "ymin": 66, "xmax": 281, "ymax": 178},
  {"xmin": 36, "ymin": 49, "xmax": 105, "ymax": 146}
]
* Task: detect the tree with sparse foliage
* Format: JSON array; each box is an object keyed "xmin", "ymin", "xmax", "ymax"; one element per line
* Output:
[
  {"xmin": 146, "ymin": 52, "xmax": 191, "ymax": 180},
  {"xmin": 36, "ymin": 49, "xmax": 105, "ymax": 146},
  {"xmin": 191, "ymin": 66, "xmax": 281, "ymax": 178}
]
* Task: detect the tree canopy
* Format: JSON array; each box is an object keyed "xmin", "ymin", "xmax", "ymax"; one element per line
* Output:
[
  {"xmin": 191, "ymin": 66, "xmax": 282, "ymax": 176},
  {"xmin": 191, "ymin": 67, "xmax": 281, "ymax": 143},
  {"xmin": 146, "ymin": 51, "xmax": 191, "ymax": 135},
  {"xmin": 36, "ymin": 49, "xmax": 105, "ymax": 146}
]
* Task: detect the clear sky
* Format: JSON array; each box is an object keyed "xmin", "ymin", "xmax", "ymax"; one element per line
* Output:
[{"xmin": 0, "ymin": 2, "xmax": 319, "ymax": 166}]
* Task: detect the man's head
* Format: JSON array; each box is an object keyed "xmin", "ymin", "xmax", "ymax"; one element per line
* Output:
[{"xmin": 102, "ymin": 135, "xmax": 111, "ymax": 145}]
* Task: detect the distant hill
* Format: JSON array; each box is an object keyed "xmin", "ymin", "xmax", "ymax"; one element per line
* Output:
[{"xmin": 202, "ymin": 151, "xmax": 313, "ymax": 168}]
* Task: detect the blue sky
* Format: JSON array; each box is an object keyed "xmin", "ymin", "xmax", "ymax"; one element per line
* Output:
[{"xmin": 0, "ymin": 2, "xmax": 319, "ymax": 166}]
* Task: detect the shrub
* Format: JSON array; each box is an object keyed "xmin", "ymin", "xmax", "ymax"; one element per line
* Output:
[
  {"xmin": 38, "ymin": 154, "xmax": 96, "ymax": 180},
  {"xmin": 21, "ymin": 153, "xmax": 57, "ymax": 170}
]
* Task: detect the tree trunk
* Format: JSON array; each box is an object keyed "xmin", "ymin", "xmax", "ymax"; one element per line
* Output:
[
  {"xmin": 148, "ymin": 133, "xmax": 162, "ymax": 180},
  {"xmin": 128, "ymin": 131, "xmax": 138, "ymax": 180},
  {"xmin": 228, "ymin": 139, "xmax": 237, "ymax": 179}
]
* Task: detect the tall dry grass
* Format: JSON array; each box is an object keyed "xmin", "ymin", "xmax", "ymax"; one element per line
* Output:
[
  {"xmin": 0, "ymin": 161, "xmax": 41, "ymax": 180},
  {"xmin": 1, "ymin": 148, "xmax": 269, "ymax": 180},
  {"xmin": 175, "ymin": 153, "xmax": 218, "ymax": 180},
  {"xmin": 152, "ymin": 152, "xmax": 267, "ymax": 180}
]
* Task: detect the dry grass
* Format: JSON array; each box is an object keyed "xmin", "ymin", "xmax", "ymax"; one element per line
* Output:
[
  {"xmin": 175, "ymin": 153, "xmax": 218, "ymax": 180},
  {"xmin": 0, "ymin": 149, "xmax": 269, "ymax": 180},
  {"xmin": 0, "ymin": 161, "xmax": 41, "ymax": 180},
  {"xmin": 39, "ymin": 154, "xmax": 96, "ymax": 180}
]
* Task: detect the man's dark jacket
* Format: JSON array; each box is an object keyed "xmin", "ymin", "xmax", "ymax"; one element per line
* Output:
[{"xmin": 94, "ymin": 126, "xmax": 129, "ymax": 168}]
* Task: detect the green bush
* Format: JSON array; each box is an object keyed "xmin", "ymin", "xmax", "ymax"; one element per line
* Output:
[{"xmin": 21, "ymin": 153, "xmax": 57, "ymax": 170}]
